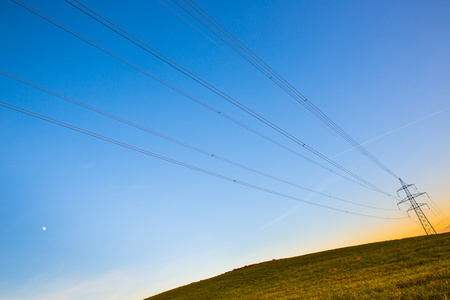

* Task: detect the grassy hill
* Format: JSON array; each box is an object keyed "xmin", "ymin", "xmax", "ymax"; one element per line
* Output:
[{"xmin": 145, "ymin": 232, "xmax": 450, "ymax": 299}]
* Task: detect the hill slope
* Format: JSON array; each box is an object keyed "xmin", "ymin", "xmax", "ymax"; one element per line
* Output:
[{"xmin": 145, "ymin": 233, "xmax": 450, "ymax": 299}]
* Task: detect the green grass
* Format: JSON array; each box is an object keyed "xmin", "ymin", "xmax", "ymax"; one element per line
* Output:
[{"xmin": 145, "ymin": 233, "xmax": 450, "ymax": 299}]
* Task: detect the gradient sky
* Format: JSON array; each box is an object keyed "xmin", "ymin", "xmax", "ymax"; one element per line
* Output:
[{"xmin": 1, "ymin": 0, "xmax": 450, "ymax": 299}]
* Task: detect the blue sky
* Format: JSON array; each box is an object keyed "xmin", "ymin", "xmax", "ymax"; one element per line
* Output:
[{"xmin": 1, "ymin": 0, "xmax": 450, "ymax": 299}]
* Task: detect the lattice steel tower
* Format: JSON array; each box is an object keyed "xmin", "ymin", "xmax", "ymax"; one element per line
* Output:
[{"xmin": 397, "ymin": 178, "xmax": 437, "ymax": 235}]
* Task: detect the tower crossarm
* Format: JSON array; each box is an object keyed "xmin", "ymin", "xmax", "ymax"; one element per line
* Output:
[
  {"xmin": 397, "ymin": 196, "xmax": 411, "ymax": 206},
  {"xmin": 396, "ymin": 183, "xmax": 415, "ymax": 195},
  {"xmin": 406, "ymin": 202, "xmax": 430, "ymax": 213}
]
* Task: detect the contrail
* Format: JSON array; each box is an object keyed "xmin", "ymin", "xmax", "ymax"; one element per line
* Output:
[{"xmin": 332, "ymin": 105, "xmax": 450, "ymax": 158}]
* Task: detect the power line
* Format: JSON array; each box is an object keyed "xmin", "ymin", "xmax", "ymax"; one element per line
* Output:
[
  {"xmin": 171, "ymin": 0, "xmax": 400, "ymax": 180},
  {"xmin": 11, "ymin": 0, "xmax": 395, "ymax": 198},
  {"xmin": 0, "ymin": 69, "xmax": 396, "ymax": 212},
  {"xmin": 62, "ymin": 0, "xmax": 396, "ymax": 197},
  {"xmin": 168, "ymin": 0, "xmax": 450, "ymax": 224},
  {"xmin": 0, "ymin": 99, "xmax": 406, "ymax": 220}
]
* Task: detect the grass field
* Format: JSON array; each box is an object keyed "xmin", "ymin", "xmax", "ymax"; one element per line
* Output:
[{"xmin": 145, "ymin": 232, "xmax": 450, "ymax": 299}]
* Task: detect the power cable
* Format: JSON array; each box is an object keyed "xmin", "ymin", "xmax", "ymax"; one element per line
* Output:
[
  {"xmin": 62, "ymin": 0, "xmax": 396, "ymax": 197},
  {"xmin": 0, "ymin": 99, "xmax": 407, "ymax": 220},
  {"xmin": 11, "ymin": 0, "xmax": 394, "ymax": 197},
  {"xmin": 171, "ymin": 0, "xmax": 400, "ymax": 180},
  {"xmin": 0, "ymin": 70, "xmax": 397, "ymax": 211}
]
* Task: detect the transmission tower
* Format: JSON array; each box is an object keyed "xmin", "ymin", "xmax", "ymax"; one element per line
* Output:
[{"xmin": 397, "ymin": 178, "xmax": 437, "ymax": 235}]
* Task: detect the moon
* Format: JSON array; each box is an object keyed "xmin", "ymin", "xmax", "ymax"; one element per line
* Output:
[{"xmin": 42, "ymin": 227, "xmax": 46, "ymax": 231}]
